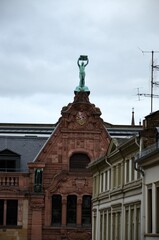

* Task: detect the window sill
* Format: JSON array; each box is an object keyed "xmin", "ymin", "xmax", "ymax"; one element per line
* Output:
[
  {"xmin": 145, "ymin": 233, "xmax": 159, "ymax": 237},
  {"xmin": 44, "ymin": 225, "xmax": 91, "ymax": 229},
  {"xmin": 0, "ymin": 225, "xmax": 22, "ymax": 230}
]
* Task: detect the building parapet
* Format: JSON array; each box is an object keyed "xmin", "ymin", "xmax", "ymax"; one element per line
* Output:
[{"xmin": 137, "ymin": 142, "xmax": 159, "ymax": 160}]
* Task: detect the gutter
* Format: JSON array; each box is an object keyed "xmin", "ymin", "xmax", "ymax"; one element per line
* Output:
[
  {"xmin": 134, "ymin": 155, "xmax": 144, "ymax": 177},
  {"xmin": 134, "ymin": 137, "xmax": 145, "ymax": 176},
  {"xmin": 105, "ymin": 158, "xmax": 112, "ymax": 167}
]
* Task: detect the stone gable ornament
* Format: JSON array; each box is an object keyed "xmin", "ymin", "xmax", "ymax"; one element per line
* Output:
[{"xmin": 76, "ymin": 111, "xmax": 87, "ymax": 125}]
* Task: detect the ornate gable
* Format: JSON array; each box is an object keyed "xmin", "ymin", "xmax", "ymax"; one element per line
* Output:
[
  {"xmin": 60, "ymin": 91, "xmax": 103, "ymax": 131},
  {"xmin": 31, "ymin": 91, "xmax": 110, "ymax": 190}
]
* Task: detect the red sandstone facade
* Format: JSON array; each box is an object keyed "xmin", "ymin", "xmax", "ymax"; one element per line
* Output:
[{"xmin": 0, "ymin": 91, "xmax": 110, "ymax": 240}]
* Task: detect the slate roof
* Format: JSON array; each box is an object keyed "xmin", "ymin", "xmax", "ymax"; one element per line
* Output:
[
  {"xmin": 0, "ymin": 123, "xmax": 142, "ymax": 173},
  {"xmin": 0, "ymin": 135, "xmax": 48, "ymax": 172},
  {"xmin": 0, "ymin": 123, "xmax": 142, "ymax": 138}
]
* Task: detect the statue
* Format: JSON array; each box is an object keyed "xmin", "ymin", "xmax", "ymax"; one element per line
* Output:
[
  {"xmin": 77, "ymin": 56, "xmax": 89, "ymax": 88},
  {"xmin": 75, "ymin": 55, "xmax": 90, "ymax": 94},
  {"xmin": 34, "ymin": 168, "xmax": 43, "ymax": 192}
]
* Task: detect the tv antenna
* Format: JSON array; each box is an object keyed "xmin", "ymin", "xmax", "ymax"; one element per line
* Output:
[{"xmin": 138, "ymin": 50, "xmax": 159, "ymax": 112}]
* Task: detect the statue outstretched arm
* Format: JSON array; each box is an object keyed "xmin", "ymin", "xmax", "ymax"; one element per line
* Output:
[
  {"xmin": 84, "ymin": 58, "xmax": 89, "ymax": 67},
  {"xmin": 77, "ymin": 59, "xmax": 80, "ymax": 68}
]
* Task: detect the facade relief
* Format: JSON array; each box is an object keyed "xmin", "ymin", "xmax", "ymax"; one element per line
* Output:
[{"xmin": 67, "ymin": 230, "xmax": 91, "ymax": 240}]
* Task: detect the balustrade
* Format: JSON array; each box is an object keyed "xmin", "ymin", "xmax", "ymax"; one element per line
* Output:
[{"xmin": 0, "ymin": 175, "xmax": 19, "ymax": 186}]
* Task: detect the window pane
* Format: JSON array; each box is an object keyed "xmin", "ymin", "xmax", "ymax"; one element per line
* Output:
[
  {"xmin": 69, "ymin": 153, "xmax": 90, "ymax": 171},
  {"xmin": 126, "ymin": 160, "xmax": 129, "ymax": 183},
  {"xmin": 130, "ymin": 208, "xmax": 134, "ymax": 240},
  {"xmin": 125, "ymin": 209, "xmax": 129, "ymax": 239},
  {"xmin": 105, "ymin": 171, "xmax": 107, "ymax": 191},
  {"xmin": 108, "ymin": 212, "xmax": 111, "ymax": 240},
  {"xmin": 0, "ymin": 161, "xmax": 6, "ymax": 171},
  {"xmin": 100, "ymin": 173, "xmax": 103, "ymax": 192},
  {"xmin": 118, "ymin": 164, "xmax": 121, "ymax": 186},
  {"xmin": 156, "ymin": 187, "xmax": 159, "ymax": 233},
  {"xmin": 113, "ymin": 166, "xmax": 116, "ymax": 188},
  {"xmin": 136, "ymin": 207, "xmax": 141, "ymax": 240},
  {"xmin": 148, "ymin": 188, "xmax": 152, "ymax": 233},
  {"xmin": 7, "ymin": 160, "xmax": 16, "ymax": 172},
  {"xmin": 67, "ymin": 195, "xmax": 77, "ymax": 224},
  {"xmin": 82, "ymin": 195, "xmax": 91, "ymax": 225},
  {"xmin": 0, "ymin": 200, "xmax": 4, "ymax": 225},
  {"xmin": 93, "ymin": 215, "xmax": 96, "ymax": 240},
  {"xmin": 6, "ymin": 200, "xmax": 18, "ymax": 225},
  {"xmin": 100, "ymin": 212, "xmax": 103, "ymax": 240},
  {"xmin": 0, "ymin": 149, "xmax": 20, "ymax": 172},
  {"xmin": 131, "ymin": 159, "xmax": 134, "ymax": 181},
  {"xmin": 52, "ymin": 195, "xmax": 62, "ymax": 225}
]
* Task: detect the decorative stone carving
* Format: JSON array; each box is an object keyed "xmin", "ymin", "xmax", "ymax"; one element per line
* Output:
[
  {"xmin": 67, "ymin": 230, "xmax": 91, "ymax": 240},
  {"xmin": 30, "ymin": 198, "xmax": 44, "ymax": 210},
  {"xmin": 48, "ymin": 171, "xmax": 68, "ymax": 193}
]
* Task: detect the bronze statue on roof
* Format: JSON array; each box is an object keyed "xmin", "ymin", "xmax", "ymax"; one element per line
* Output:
[{"xmin": 75, "ymin": 55, "xmax": 90, "ymax": 94}]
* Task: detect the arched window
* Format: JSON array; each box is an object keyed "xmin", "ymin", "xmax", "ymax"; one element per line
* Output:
[{"xmin": 69, "ymin": 153, "xmax": 90, "ymax": 172}]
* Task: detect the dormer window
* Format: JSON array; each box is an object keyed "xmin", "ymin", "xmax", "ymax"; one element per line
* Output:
[{"xmin": 0, "ymin": 149, "xmax": 20, "ymax": 172}]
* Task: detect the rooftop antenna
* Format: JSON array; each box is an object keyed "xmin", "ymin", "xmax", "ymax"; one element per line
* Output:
[{"xmin": 138, "ymin": 50, "xmax": 159, "ymax": 112}]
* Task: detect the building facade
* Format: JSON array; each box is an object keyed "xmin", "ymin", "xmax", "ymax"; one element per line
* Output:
[
  {"xmin": 90, "ymin": 110, "xmax": 159, "ymax": 240},
  {"xmin": 0, "ymin": 56, "xmax": 144, "ymax": 240},
  {"xmin": 0, "ymin": 89, "xmax": 111, "ymax": 240},
  {"xmin": 136, "ymin": 111, "xmax": 159, "ymax": 240},
  {"xmin": 89, "ymin": 135, "xmax": 142, "ymax": 240}
]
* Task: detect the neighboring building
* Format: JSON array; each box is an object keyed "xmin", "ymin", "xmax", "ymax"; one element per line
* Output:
[
  {"xmin": 136, "ymin": 111, "xmax": 159, "ymax": 240},
  {"xmin": 0, "ymin": 135, "xmax": 47, "ymax": 240},
  {"xmin": 89, "ymin": 110, "xmax": 159, "ymax": 240},
  {"xmin": 89, "ymin": 134, "xmax": 142, "ymax": 240}
]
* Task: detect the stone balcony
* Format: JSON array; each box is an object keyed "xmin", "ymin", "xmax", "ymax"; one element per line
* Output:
[{"xmin": 0, "ymin": 172, "xmax": 29, "ymax": 190}]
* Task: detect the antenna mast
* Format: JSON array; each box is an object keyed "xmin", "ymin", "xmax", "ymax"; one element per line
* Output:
[{"xmin": 138, "ymin": 50, "xmax": 159, "ymax": 112}]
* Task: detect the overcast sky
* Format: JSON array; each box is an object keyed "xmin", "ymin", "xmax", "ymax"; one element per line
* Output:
[{"xmin": 0, "ymin": 0, "xmax": 159, "ymax": 125}]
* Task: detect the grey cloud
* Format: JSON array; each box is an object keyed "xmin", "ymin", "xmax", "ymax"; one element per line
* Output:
[{"xmin": 0, "ymin": 0, "xmax": 159, "ymax": 124}]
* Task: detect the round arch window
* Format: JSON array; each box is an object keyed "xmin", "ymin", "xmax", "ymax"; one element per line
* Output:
[{"xmin": 69, "ymin": 153, "xmax": 90, "ymax": 171}]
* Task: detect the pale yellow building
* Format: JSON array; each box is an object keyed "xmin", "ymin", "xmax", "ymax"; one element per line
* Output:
[
  {"xmin": 89, "ymin": 110, "xmax": 159, "ymax": 240},
  {"xmin": 89, "ymin": 135, "xmax": 142, "ymax": 240}
]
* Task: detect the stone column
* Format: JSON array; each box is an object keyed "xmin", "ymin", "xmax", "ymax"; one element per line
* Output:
[
  {"xmin": 77, "ymin": 198, "xmax": 82, "ymax": 226},
  {"xmin": 30, "ymin": 195, "xmax": 44, "ymax": 240},
  {"xmin": 62, "ymin": 197, "xmax": 67, "ymax": 225},
  {"xmin": 44, "ymin": 191, "xmax": 51, "ymax": 226}
]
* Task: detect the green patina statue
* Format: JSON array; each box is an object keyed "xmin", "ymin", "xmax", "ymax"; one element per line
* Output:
[
  {"xmin": 34, "ymin": 168, "xmax": 43, "ymax": 192},
  {"xmin": 75, "ymin": 55, "xmax": 90, "ymax": 93}
]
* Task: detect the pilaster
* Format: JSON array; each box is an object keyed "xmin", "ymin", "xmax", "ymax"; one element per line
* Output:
[{"xmin": 30, "ymin": 194, "xmax": 44, "ymax": 240}]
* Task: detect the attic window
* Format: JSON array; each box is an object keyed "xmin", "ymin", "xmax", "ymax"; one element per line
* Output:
[
  {"xmin": 0, "ymin": 149, "xmax": 20, "ymax": 172},
  {"xmin": 69, "ymin": 153, "xmax": 90, "ymax": 171}
]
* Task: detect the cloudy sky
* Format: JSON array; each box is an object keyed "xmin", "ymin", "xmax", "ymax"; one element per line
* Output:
[{"xmin": 0, "ymin": 0, "xmax": 159, "ymax": 125}]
